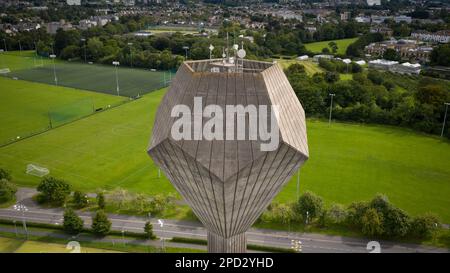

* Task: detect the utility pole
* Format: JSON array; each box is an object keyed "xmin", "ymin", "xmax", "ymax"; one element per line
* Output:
[
  {"xmin": 441, "ymin": 103, "xmax": 450, "ymax": 137},
  {"xmin": 328, "ymin": 93, "xmax": 335, "ymax": 125}
]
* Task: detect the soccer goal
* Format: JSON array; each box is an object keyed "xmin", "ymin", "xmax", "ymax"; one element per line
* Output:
[{"xmin": 26, "ymin": 164, "xmax": 49, "ymax": 177}]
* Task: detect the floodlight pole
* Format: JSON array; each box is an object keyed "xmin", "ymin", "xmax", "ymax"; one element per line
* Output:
[
  {"xmin": 183, "ymin": 46, "xmax": 189, "ymax": 60},
  {"xmin": 328, "ymin": 93, "xmax": 335, "ymax": 126},
  {"xmin": 0, "ymin": 49, "xmax": 4, "ymax": 69},
  {"xmin": 3, "ymin": 38, "xmax": 7, "ymax": 51},
  {"xmin": 441, "ymin": 103, "xmax": 450, "ymax": 137},
  {"xmin": 128, "ymin": 42, "xmax": 133, "ymax": 68},
  {"xmin": 50, "ymin": 54, "xmax": 58, "ymax": 86},
  {"xmin": 113, "ymin": 61, "xmax": 120, "ymax": 96},
  {"xmin": 81, "ymin": 38, "xmax": 87, "ymax": 63},
  {"xmin": 18, "ymin": 40, "xmax": 22, "ymax": 54}
]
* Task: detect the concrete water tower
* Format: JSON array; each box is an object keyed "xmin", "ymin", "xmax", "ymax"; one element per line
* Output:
[{"xmin": 147, "ymin": 53, "xmax": 309, "ymax": 252}]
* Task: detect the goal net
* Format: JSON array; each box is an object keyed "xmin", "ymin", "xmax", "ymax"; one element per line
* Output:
[{"xmin": 26, "ymin": 164, "xmax": 49, "ymax": 177}]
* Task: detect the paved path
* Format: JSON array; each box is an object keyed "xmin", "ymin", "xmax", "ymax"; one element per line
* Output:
[{"xmin": 1, "ymin": 187, "xmax": 448, "ymax": 253}]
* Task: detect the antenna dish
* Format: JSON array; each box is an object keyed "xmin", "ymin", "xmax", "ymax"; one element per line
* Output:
[
  {"xmin": 237, "ymin": 49, "xmax": 246, "ymax": 59},
  {"xmin": 233, "ymin": 44, "xmax": 239, "ymax": 50}
]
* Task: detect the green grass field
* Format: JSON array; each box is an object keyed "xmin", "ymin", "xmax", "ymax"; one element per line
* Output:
[
  {"xmin": 0, "ymin": 237, "xmax": 122, "ymax": 253},
  {"xmin": 7, "ymin": 61, "xmax": 172, "ymax": 97},
  {"xmin": 278, "ymin": 59, "xmax": 324, "ymax": 76},
  {"xmin": 0, "ymin": 51, "xmax": 51, "ymax": 71},
  {"xmin": 0, "ymin": 77, "xmax": 125, "ymax": 145},
  {"xmin": 304, "ymin": 38, "xmax": 358, "ymax": 55},
  {"xmin": 0, "ymin": 86, "xmax": 449, "ymax": 222}
]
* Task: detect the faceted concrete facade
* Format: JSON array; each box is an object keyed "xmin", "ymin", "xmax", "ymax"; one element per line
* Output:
[{"xmin": 147, "ymin": 59, "xmax": 309, "ymax": 253}]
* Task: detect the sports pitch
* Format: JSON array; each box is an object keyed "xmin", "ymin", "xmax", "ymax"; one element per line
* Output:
[
  {"xmin": 304, "ymin": 38, "xmax": 358, "ymax": 55},
  {"xmin": 2, "ymin": 51, "xmax": 174, "ymax": 98},
  {"xmin": 0, "ymin": 86, "xmax": 449, "ymax": 222},
  {"xmin": 0, "ymin": 77, "xmax": 125, "ymax": 145}
]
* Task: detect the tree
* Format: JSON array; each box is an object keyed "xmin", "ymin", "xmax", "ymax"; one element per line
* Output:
[
  {"xmin": 0, "ymin": 179, "xmax": 17, "ymax": 203},
  {"xmin": 97, "ymin": 192, "xmax": 105, "ymax": 209},
  {"xmin": 383, "ymin": 48, "xmax": 400, "ymax": 61},
  {"xmin": 367, "ymin": 70, "xmax": 384, "ymax": 85},
  {"xmin": 370, "ymin": 194, "xmax": 410, "ymax": 238},
  {"xmin": 144, "ymin": 221, "xmax": 156, "ymax": 239},
  {"xmin": 63, "ymin": 208, "xmax": 84, "ymax": 234},
  {"xmin": 73, "ymin": 191, "xmax": 88, "ymax": 208},
  {"xmin": 91, "ymin": 210, "xmax": 111, "ymax": 236},
  {"xmin": 328, "ymin": 41, "xmax": 338, "ymax": 53},
  {"xmin": 327, "ymin": 203, "xmax": 347, "ymax": 224},
  {"xmin": 346, "ymin": 201, "xmax": 369, "ymax": 227},
  {"xmin": 325, "ymin": 71, "xmax": 340, "ymax": 83},
  {"xmin": 295, "ymin": 191, "xmax": 323, "ymax": 222},
  {"xmin": 87, "ymin": 37, "xmax": 104, "ymax": 61},
  {"xmin": 430, "ymin": 44, "xmax": 450, "ymax": 67},
  {"xmin": 409, "ymin": 213, "xmax": 440, "ymax": 238},
  {"xmin": 322, "ymin": 47, "xmax": 330, "ymax": 54},
  {"xmin": 37, "ymin": 177, "xmax": 71, "ymax": 206},
  {"xmin": 286, "ymin": 63, "xmax": 305, "ymax": 75},
  {"xmin": 0, "ymin": 168, "xmax": 12, "ymax": 181},
  {"xmin": 361, "ymin": 208, "xmax": 384, "ymax": 237}
]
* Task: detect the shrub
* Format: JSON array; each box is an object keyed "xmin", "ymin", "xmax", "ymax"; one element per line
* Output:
[
  {"xmin": 361, "ymin": 208, "xmax": 384, "ymax": 237},
  {"xmin": 325, "ymin": 71, "xmax": 340, "ymax": 83},
  {"xmin": 0, "ymin": 168, "xmax": 12, "ymax": 181},
  {"xmin": 91, "ymin": 210, "xmax": 111, "ymax": 236},
  {"xmin": 144, "ymin": 221, "xmax": 156, "ymax": 239},
  {"xmin": 63, "ymin": 208, "xmax": 84, "ymax": 234},
  {"xmin": 97, "ymin": 192, "xmax": 105, "ymax": 209},
  {"xmin": 370, "ymin": 195, "xmax": 410, "ymax": 238},
  {"xmin": 409, "ymin": 213, "xmax": 440, "ymax": 239},
  {"xmin": 0, "ymin": 179, "xmax": 17, "ymax": 203},
  {"xmin": 327, "ymin": 203, "xmax": 347, "ymax": 225},
  {"xmin": 73, "ymin": 191, "xmax": 88, "ymax": 208},
  {"xmin": 295, "ymin": 191, "xmax": 323, "ymax": 222},
  {"xmin": 36, "ymin": 177, "xmax": 71, "ymax": 206},
  {"xmin": 346, "ymin": 201, "xmax": 369, "ymax": 227}
]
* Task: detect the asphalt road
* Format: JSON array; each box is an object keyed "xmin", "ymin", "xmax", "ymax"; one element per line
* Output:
[
  {"xmin": 1, "ymin": 207, "xmax": 448, "ymax": 253},
  {"xmin": 0, "ymin": 188, "xmax": 447, "ymax": 253}
]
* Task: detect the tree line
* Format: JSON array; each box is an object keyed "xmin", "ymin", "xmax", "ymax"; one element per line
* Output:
[{"xmin": 286, "ymin": 63, "xmax": 450, "ymax": 138}]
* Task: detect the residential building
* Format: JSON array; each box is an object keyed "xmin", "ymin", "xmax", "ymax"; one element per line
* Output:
[
  {"xmin": 66, "ymin": 0, "xmax": 81, "ymax": 5},
  {"xmin": 370, "ymin": 26, "xmax": 393, "ymax": 37},
  {"xmin": 411, "ymin": 30, "xmax": 450, "ymax": 44}
]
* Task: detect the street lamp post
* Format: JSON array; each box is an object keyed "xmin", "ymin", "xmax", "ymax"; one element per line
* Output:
[
  {"xmin": 13, "ymin": 204, "xmax": 29, "ymax": 239},
  {"xmin": 441, "ymin": 103, "xmax": 450, "ymax": 137},
  {"xmin": 127, "ymin": 42, "xmax": 133, "ymax": 68},
  {"xmin": 182, "ymin": 46, "xmax": 189, "ymax": 60},
  {"xmin": 328, "ymin": 93, "xmax": 335, "ymax": 125},
  {"xmin": 112, "ymin": 61, "xmax": 120, "ymax": 96},
  {"xmin": 81, "ymin": 38, "xmax": 87, "ymax": 63},
  {"xmin": 209, "ymin": 44, "xmax": 214, "ymax": 60},
  {"xmin": 50, "ymin": 54, "xmax": 58, "ymax": 86}
]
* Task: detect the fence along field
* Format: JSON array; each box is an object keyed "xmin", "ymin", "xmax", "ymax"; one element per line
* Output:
[{"xmin": 1, "ymin": 51, "xmax": 175, "ymax": 98}]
